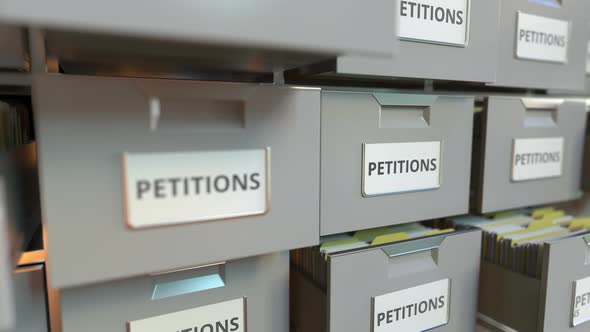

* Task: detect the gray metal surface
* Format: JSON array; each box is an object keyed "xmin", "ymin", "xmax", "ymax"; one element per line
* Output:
[
  {"xmin": 0, "ymin": 178, "xmax": 15, "ymax": 332},
  {"xmin": 583, "ymin": 112, "xmax": 590, "ymax": 191},
  {"xmin": 490, "ymin": 0, "xmax": 587, "ymax": 90},
  {"xmin": 60, "ymin": 252, "xmax": 288, "ymax": 332},
  {"xmin": 12, "ymin": 264, "xmax": 48, "ymax": 332},
  {"xmin": 539, "ymin": 233, "xmax": 590, "ymax": 331},
  {"xmin": 479, "ymin": 233, "xmax": 590, "ymax": 332},
  {"xmin": 334, "ymin": 0, "xmax": 500, "ymax": 83},
  {"xmin": 0, "ymin": 0, "xmax": 397, "ymax": 59},
  {"xmin": 0, "ymin": 26, "xmax": 26, "ymax": 70},
  {"xmin": 476, "ymin": 96, "xmax": 586, "ymax": 213},
  {"xmin": 34, "ymin": 75, "xmax": 320, "ymax": 288},
  {"xmin": 327, "ymin": 230, "xmax": 481, "ymax": 332},
  {"xmin": 320, "ymin": 91, "xmax": 473, "ymax": 235}
]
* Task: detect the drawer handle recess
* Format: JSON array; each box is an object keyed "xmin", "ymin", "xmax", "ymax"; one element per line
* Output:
[
  {"xmin": 381, "ymin": 236, "xmax": 445, "ymax": 258},
  {"xmin": 521, "ymin": 98, "xmax": 563, "ymax": 128},
  {"xmin": 150, "ymin": 262, "xmax": 226, "ymax": 300}
]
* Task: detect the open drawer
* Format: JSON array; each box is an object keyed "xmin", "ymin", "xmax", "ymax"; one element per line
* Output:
[
  {"xmin": 34, "ymin": 75, "xmax": 320, "ymax": 288},
  {"xmin": 479, "ymin": 232, "xmax": 590, "ymax": 331},
  {"xmin": 473, "ymin": 96, "xmax": 586, "ymax": 213},
  {"xmin": 291, "ymin": 228, "xmax": 482, "ymax": 332},
  {"xmin": 59, "ymin": 252, "xmax": 288, "ymax": 332}
]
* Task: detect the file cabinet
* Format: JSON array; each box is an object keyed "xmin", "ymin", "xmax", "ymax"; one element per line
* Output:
[
  {"xmin": 60, "ymin": 252, "xmax": 288, "ymax": 332},
  {"xmin": 11, "ymin": 264, "xmax": 49, "ymax": 332},
  {"xmin": 291, "ymin": 229, "xmax": 482, "ymax": 332},
  {"xmin": 290, "ymin": 0, "xmax": 500, "ymax": 83},
  {"xmin": 479, "ymin": 232, "xmax": 590, "ymax": 332},
  {"xmin": 473, "ymin": 97, "xmax": 586, "ymax": 213},
  {"xmin": 34, "ymin": 75, "xmax": 320, "ymax": 288},
  {"xmin": 0, "ymin": 26, "xmax": 27, "ymax": 71},
  {"xmin": 490, "ymin": 0, "xmax": 587, "ymax": 90},
  {"xmin": 320, "ymin": 91, "xmax": 473, "ymax": 235},
  {"xmin": 0, "ymin": 0, "xmax": 398, "ymax": 74}
]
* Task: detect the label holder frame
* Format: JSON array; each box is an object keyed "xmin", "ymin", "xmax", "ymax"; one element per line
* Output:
[
  {"xmin": 398, "ymin": 0, "xmax": 472, "ymax": 48},
  {"xmin": 513, "ymin": 10, "xmax": 571, "ymax": 65},
  {"xmin": 121, "ymin": 148, "xmax": 272, "ymax": 230},
  {"xmin": 370, "ymin": 278, "xmax": 452, "ymax": 332},
  {"xmin": 509, "ymin": 137, "xmax": 564, "ymax": 183},
  {"xmin": 361, "ymin": 140, "xmax": 444, "ymax": 198}
]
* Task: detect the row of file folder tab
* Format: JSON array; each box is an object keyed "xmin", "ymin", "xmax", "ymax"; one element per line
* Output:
[
  {"xmin": 292, "ymin": 206, "xmax": 590, "ymax": 290},
  {"xmin": 291, "ymin": 223, "xmax": 456, "ymax": 289},
  {"xmin": 451, "ymin": 208, "xmax": 590, "ymax": 278}
]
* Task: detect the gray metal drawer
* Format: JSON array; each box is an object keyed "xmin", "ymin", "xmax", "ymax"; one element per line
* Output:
[
  {"xmin": 333, "ymin": 0, "xmax": 500, "ymax": 83},
  {"xmin": 60, "ymin": 252, "xmax": 288, "ymax": 332},
  {"xmin": 34, "ymin": 75, "xmax": 320, "ymax": 288},
  {"xmin": 320, "ymin": 91, "xmax": 473, "ymax": 235},
  {"xmin": 291, "ymin": 230, "xmax": 482, "ymax": 332},
  {"xmin": 0, "ymin": 0, "xmax": 398, "ymax": 71},
  {"xmin": 0, "ymin": 181, "xmax": 15, "ymax": 331},
  {"xmin": 490, "ymin": 0, "xmax": 587, "ymax": 90},
  {"xmin": 12, "ymin": 264, "xmax": 49, "ymax": 332},
  {"xmin": 479, "ymin": 232, "xmax": 590, "ymax": 332},
  {"xmin": 474, "ymin": 96, "xmax": 586, "ymax": 213}
]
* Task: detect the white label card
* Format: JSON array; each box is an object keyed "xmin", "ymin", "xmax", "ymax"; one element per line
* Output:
[
  {"xmin": 362, "ymin": 141, "xmax": 441, "ymax": 197},
  {"xmin": 128, "ymin": 298, "xmax": 245, "ymax": 332},
  {"xmin": 516, "ymin": 12, "xmax": 569, "ymax": 63},
  {"xmin": 398, "ymin": 0, "xmax": 470, "ymax": 46},
  {"xmin": 123, "ymin": 149, "xmax": 269, "ymax": 229},
  {"xmin": 373, "ymin": 279, "xmax": 450, "ymax": 332},
  {"xmin": 511, "ymin": 137, "xmax": 563, "ymax": 182},
  {"xmin": 573, "ymin": 277, "xmax": 590, "ymax": 327}
]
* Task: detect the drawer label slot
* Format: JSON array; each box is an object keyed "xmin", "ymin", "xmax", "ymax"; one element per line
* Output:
[
  {"xmin": 373, "ymin": 279, "xmax": 450, "ymax": 331},
  {"xmin": 128, "ymin": 298, "xmax": 245, "ymax": 332},
  {"xmin": 511, "ymin": 137, "xmax": 563, "ymax": 182},
  {"xmin": 123, "ymin": 149, "xmax": 269, "ymax": 229},
  {"xmin": 516, "ymin": 12, "xmax": 569, "ymax": 63},
  {"xmin": 362, "ymin": 141, "xmax": 441, "ymax": 197}
]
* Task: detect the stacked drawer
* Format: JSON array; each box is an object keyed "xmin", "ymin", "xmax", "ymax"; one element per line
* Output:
[
  {"xmin": 32, "ymin": 75, "xmax": 321, "ymax": 332},
  {"xmin": 1, "ymin": 0, "xmax": 590, "ymax": 331}
]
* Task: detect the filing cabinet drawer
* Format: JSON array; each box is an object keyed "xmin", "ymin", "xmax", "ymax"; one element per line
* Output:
[
  {"xmin": 309, "ymin": 0, "xmax": 500, "ymax": 83},
  {"xmin": 12, "ymin": 264, "xmax": 49, "ymax": 332},
  {"xmin": 0, "ymin": 0, "xmax": 397, "ymax": 60},
  {"xmin": 491, "ymin": 0, "xmax": 587, "ymax": 90},
  {"xmin": 473, "ymin": 97, "xmax": 586, "ymax": 213},
  {"xmin": 60, "ymin": 252, "xmax": 288, "ymax": 332},
  {"xmin": 320, "ymin": 91, "xmax": 473, "ymax": 235},
  {"xmin": 291, "ymin": 229, "xmax": 482, "ymax": 332},
  {"xmin": 34, "ymin": 75, "xmax": 320, "ymax": 288},
  {"xmin": 479, "ymin": 232, "xmax": 590, "ymax": 332},
  {"xmin": 0, "ymin": 26, "xmax": 27, "ymax": 70}
]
